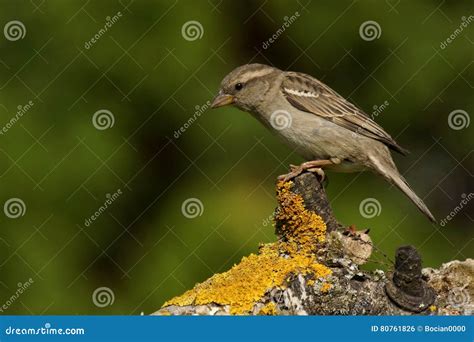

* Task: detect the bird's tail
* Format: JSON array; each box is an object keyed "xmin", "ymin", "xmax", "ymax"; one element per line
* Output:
[
  {"xmin": 387, "ymin": 173, "xmax": 436, "ymax": 223},
  {"xmin": 370, "ymin": 155, "xmax": 436, "ymax": 223}
]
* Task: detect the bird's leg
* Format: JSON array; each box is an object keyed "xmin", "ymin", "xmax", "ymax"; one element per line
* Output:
[{"xmin": 278, "ymin": 158, "xmax": 340, "ymax": 182}]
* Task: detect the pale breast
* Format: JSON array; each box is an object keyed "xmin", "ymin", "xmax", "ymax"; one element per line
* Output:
[{"xmin": 255, "ymin": 101, "xmax": 372, "ymax": 172}]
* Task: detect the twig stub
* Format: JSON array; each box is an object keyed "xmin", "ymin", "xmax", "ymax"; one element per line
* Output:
[{"xmin": 287, "ymin": 172, "xmax": 340, "ymax": 232}]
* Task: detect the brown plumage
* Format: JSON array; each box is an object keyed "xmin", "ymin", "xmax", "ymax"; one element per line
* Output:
[
  {"xmin": 281, "ymin": 72, "xmax": 408, "ymax": 155},
  {"xmin": 211, "ymin": 63, "xmax": 436, "ymax": 223}
]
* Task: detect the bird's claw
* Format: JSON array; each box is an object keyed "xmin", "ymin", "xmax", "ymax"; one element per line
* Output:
[
  {"xmin": 278, "ymin": 166, "xmax": 325, "ymax": 183},
  {"xmin": 307, "ymin": 167, "xmax": 325, "ymax": 182},
  {"xmin": 278, "ymin": 165, "xmax": 304, "ymax": 182}
]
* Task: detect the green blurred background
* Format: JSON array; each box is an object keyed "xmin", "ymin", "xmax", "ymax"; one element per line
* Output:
[{"xmin": 0, "ymin": 0, "xmax": 472, "ymax": 314}]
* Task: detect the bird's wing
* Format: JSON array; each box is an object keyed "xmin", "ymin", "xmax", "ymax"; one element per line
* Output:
[{"xmin": 281, "ymin": 72, "xmax": 408, "ymax": 155}]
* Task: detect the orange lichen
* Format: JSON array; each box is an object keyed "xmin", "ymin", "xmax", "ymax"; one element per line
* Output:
[
  {"xmin": 162, "ymin": 180, "xmax": 331, "ymax": 315},
  {"xmin": 258, "ymin": 302, "xmax": 278, "ymax": 315},
  {"xmin": 158, "ymin": 309, "xmax": 171, "ymax": 316},
  {"xmin": 275, "ymin": 180, "xmax": 326, "ymax": 255},
  {"xmin": 163, "ymin": 244, "xmax": 331, "ymax": 314},
  {"xmin": 320, "ymin": 282, "xmax": 332, "ymax": 293}
]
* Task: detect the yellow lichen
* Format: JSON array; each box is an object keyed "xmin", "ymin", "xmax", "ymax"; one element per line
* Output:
[
  {"xmin": 274, "ymin": 180, "xmax": 326, "ymax": 255},
  {"xmin": 429, "ymin": 305, "xmax": 437, "ymax": 312},
  {"xmin": 163, "ymin": 244, "xmax": 331, "ymax": 314},
  {"xmin": 258, "ymin": 302, "xmax": 278, "ymax": 315},
  {"xmin": 320, "ymin": 282, "xmax": 332, "ymax": 293},
  {"xmin": 162, "ymin": 180, "xmax": 331, "ymax": 315},
  {"xmin": 158, "ymin": 309, "xmax": 171, "ymax": 316}
]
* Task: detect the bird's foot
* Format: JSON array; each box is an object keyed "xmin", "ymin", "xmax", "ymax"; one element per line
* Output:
[{"xmin": 278, "ymin": 159, "xmax": 333, "ymax": 182}]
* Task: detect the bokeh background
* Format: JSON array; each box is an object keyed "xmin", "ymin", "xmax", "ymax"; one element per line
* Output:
[{"xmin": 0, "ymin": 0, "xmax": 472, "ymax": 314}]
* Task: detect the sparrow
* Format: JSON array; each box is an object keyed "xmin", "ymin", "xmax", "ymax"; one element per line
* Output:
[{"xmin": 210, "ymin": 63, "xmax": 436, "ymax": 223}]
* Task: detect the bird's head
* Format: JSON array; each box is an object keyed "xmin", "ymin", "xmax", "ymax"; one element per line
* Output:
[{"xmin": 211, "ymin": 63, "xmax": 278, "ymax": 112}]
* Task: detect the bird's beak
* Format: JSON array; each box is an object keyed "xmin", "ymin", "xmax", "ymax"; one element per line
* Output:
[{"xmin": 211, "ymin": 91, "xmax": 234, "ymax": 109}]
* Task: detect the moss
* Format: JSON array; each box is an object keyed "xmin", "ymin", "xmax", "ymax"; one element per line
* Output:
[{"xmin": 162, "ymin": 180, "xmax": 331, "ymax": 315}]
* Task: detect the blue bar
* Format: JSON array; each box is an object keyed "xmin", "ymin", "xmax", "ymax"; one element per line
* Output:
[{"xmin": 0, "ymin": 316, "xmax": 472, "ymax": 341}]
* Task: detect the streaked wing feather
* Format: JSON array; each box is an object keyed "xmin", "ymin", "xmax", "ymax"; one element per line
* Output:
[{"xmin": 281, "ymin": 72, "xmax": 408, "ymax": 155}]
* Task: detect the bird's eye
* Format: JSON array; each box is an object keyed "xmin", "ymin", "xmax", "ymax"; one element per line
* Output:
[{"xmin": 235, "ymin": 83, "xmax": 243, "ymax": 91}]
